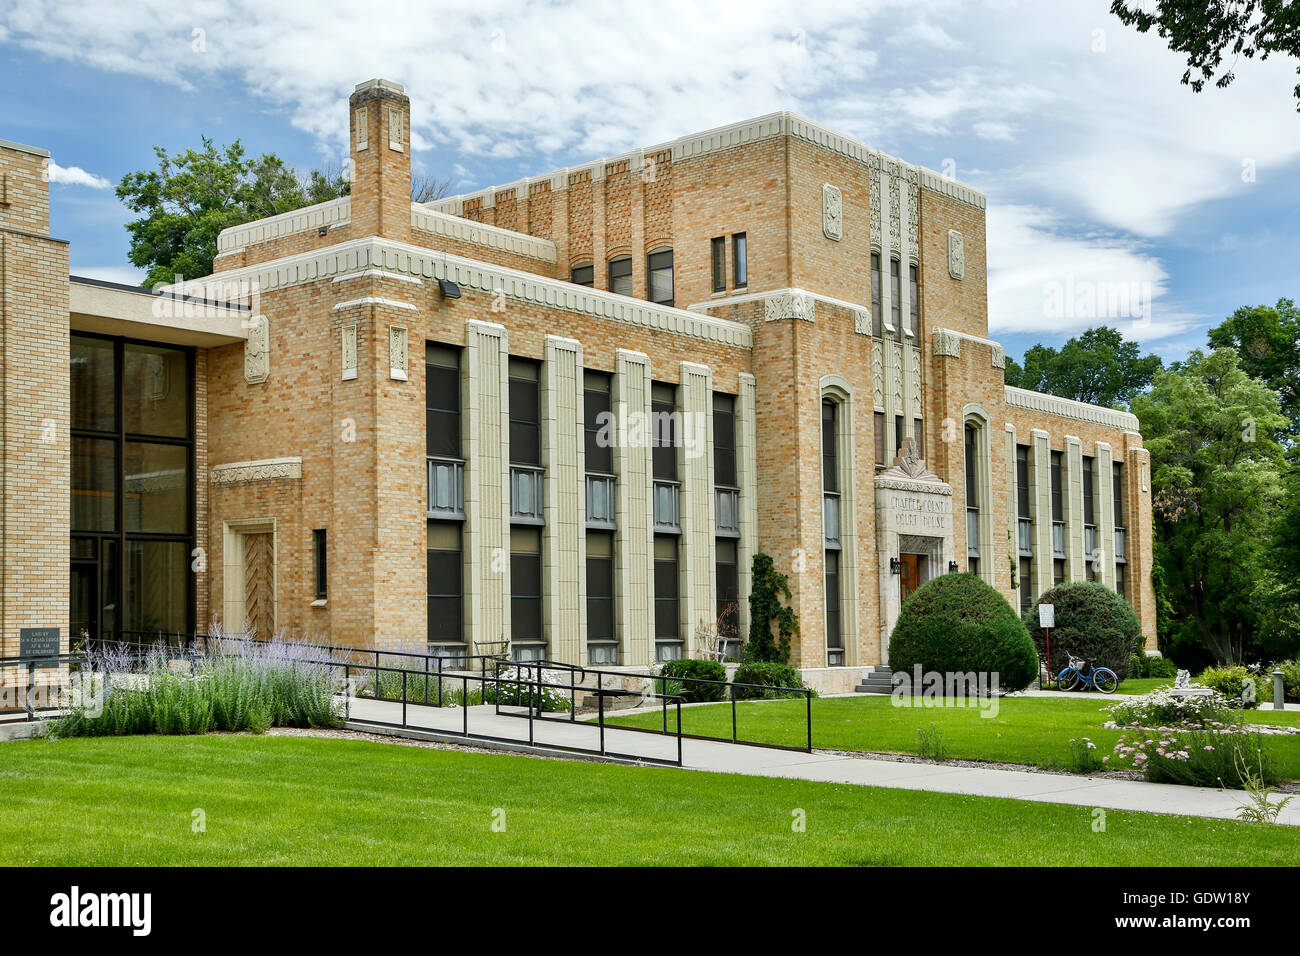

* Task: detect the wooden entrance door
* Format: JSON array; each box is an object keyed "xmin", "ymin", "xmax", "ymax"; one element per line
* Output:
[
  {"xmin": 899, "ymin": 553, "xmax": 923, "ymax": 605},
  {"xmin": 242, "ymin": 533, "xmax": 275, "ymax": 638}
]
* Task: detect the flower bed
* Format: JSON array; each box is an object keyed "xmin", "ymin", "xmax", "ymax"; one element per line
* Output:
[
  {"xmin": 1105, "ymin": 686, "xmax": 1236, "ymax": 729},
  {"xmin": 1104, "ymin": 727, "xmax": 1281, "ymax": 789}
]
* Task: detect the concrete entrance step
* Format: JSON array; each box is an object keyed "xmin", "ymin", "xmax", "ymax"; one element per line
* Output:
[{"xmin": 854, "ymin": 666, "xmax": 896, "ymax": 694}]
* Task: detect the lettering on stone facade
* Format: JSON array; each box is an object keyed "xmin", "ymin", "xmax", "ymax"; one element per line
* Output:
[
  {"xmin": 948, "ymin": 230, "xmax": 965, "ymax": 279},
  {"xmin": 822, "ymin": 183, "xmax": 843, "ymax": 241}
]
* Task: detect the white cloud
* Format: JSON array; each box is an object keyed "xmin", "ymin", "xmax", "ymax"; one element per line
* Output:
[
  {"xmin": 49, "ymin": 161, "xmax": 111, "ymax": 188},
  {"xmin": 73, "ymin": 265, "xmax": 147, "ymax": 286}
]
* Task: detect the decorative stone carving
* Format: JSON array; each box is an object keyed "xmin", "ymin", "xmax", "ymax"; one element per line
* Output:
[
  {"xmin": 388, "ymin": 107, "xmax": 404, "ymax": 151},
  {"xmin": 763, "ymin": 292, "xmax": 815, "ymax": 323},
  {"xmin": 906, "ymin": 176, "xmax": 919, "ymax": 249},
  {"xmin": 389, "ymin": 325, "xmax": 408, "ymax": 381},
  {"xmin": 991, "ymin": 343, "xmax": 1006, "ymax": 369},
  {"xmin": 211, "ymin": 457, "xmax": 303, "ymax": 484},
  {"xmin": 948, "ymin": 230, "xmax": 965, "ymax": 280},
  {"xmin": 888, "ymin": 174, "xmax": 901, "ymax": 250},
  {"xmin": 822, "ymin": 183, "xmax": 843, "ymax": 241},
  {"xmin": 244, "ymin": 314, "xmax": 269, "ymax": 384},
  {"xmin": 354, "ymin": 108, "xmax": 368, "ymax": 150},
  {"xmin": 868, "ymin": 153, "xmax": 882, "ymax": 250},
  {"xmin": 908, "ymin": 347, "xmax": 922, "ymax": 417},
  {"xmin": 853, "ymin": 309, "xmax": 871, "ymax": 335},
  {"xmin": 872, "ymin": 341, "xmax": 884, "ymax": 410},
  {"xmin": 341, "ymin": 324, "xmax": 357, "ymax": 381},
  {"xmin": 934, "ymin": 328, "xmax": 962, "ymax": 358}
]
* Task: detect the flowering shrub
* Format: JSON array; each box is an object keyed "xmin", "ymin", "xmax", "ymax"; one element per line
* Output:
[
  {"xmin": 1105, "ymin": 686, "xmax": 1236, "ymax": 728},
  {"xmin": 1105, "ymin": 728, "xmax": 1280, "ymax": 789},
  {"xmin": 1197, "ymin": 665, "xmax": 1261, "ymax": 709},
  {"xmin": 1063, "ymin": 737, "xmax": 1105, "ymax": 773}
]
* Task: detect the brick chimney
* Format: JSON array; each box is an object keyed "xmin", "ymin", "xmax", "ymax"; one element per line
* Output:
[{"xmin": 348, "ymin": 78, "xmax": 411, "ymax": 242}]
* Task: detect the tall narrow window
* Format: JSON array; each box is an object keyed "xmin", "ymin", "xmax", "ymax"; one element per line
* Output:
[
  {"xmin": 654, "ymin": 535, "xmax": 680, "ymax": 659},
  {"xmin": 894, "ymin": 415, "xmax": 905, "ymax": 458},
  {"xmin": 732, "ymin": 232, "xmax": 747, "ymax": 287},
  {"xmin": 510, "ymin": 527, "xmax": 543, "ymax": 659},
  {"xmin": 586, "ymin": 531, "xmax": 616, "ymax": 664},
  {"xmin": 825, "ymin": 550, "xmax": 843, "ymax": 666},
  {"xmin": 508, "ymin": 358, "xmax": 540, "ymax": 467},
  {"xmin": 711, "ymin": 237, "xmax": 727, "ymax": 292},
  {"xmin": 874, "ymin": 410, "xmax": 886, "ymax": 466},
  {"xmin": 312, "ymin": 529, "xmax": 327, "ymax": 601},
  {"xmin": 965, "ymin": 424, "xmax": 981, "ymax": 574},
  {"xmin": 908, "ymin": 263, "xmax": 920, "ymax": 335},
  {"xmin": 1016, "ymin": 444, "xmax": 1033, "ymax": 614},
  {"xmin": 715, "ymin": 538, "xmax": 740, "ymax": 656},
  {"xmin": 647, "ymin": 248, "xmax": 674, "ymax": 305},
  {"xmin": 428, "ymin": 522, "xmax": 464, "ymax": 655},
  {"xmin": 713, "ymin": 393, "xmax": 736, "ymax": 488},
  {"xmin": 1083, "ymin": 455, "xmax": 1098, "ymax": 581},
  {"xmin": 821, "ymin": 400, "xmax": 839, "ymax": 495},
  {"xmin": 652, "ymin": 382, "xmax": 678, "ymax": 482},
  {"xmin": 870, "ymin": 252, "xmax": 882, "ymax": 337},
  {"xmin": 1113, "ymin": 461, "xmax": 1127, "ymax": 590},
  {"xmin": 889, "ymin": 258, "xmax": 901, "ymax": 331},
  {"xmin": 1050, "ymin": 449, "xmax": 1065, "ymax": 573},
  {"xmin": 571, "ymin": 263, "xmax": 594, "ymax": 286},
  {"xmin": 608, "ymin": 256, "xmax": 633, "ymax": 296},
  {"xmin": 583, "ymin": 370, "xmax": 615, "ymax": 529},
  {"xmin": 426, "ymin": 345, "xmax": 461, "ymax": 459}
]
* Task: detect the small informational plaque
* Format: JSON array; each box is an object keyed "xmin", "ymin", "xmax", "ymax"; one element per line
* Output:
[
  {"xmin": 19, "ymin": 626, "xmax": 60, "ymax": 663},
  {"xmin": 1038, "ymin": 604, "xmax": 1055, "ymax": 629}
]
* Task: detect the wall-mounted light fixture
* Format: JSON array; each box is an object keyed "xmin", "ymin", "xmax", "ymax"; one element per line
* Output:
[
  {"xmin": 437, "ymin": 278, "xmax": 462, "ymax": 299},
  {"xmin": 949, "ymin": 560, "xmax": 960, "ymax": 573},
  {"xmin": 318, "ymin": 225, "xmax": 330, "ymax": 237},
  {"xmin": 889, "ymin": 557, "xmax": 902, "ymax": 575}
]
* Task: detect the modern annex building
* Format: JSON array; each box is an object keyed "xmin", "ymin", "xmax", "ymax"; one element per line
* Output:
[{"xmin": 0, "ymin": 80, "xmax": 1155, "ymax": 690}]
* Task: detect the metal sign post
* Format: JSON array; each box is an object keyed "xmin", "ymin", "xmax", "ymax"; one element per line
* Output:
[{"xmin": 1038, "ymin": 605, "xmax": 1055, "ymax": 690}]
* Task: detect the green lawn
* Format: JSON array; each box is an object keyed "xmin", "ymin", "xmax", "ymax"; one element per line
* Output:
[
  {"xmin": 608, "ymin": 695, "xmax": 1300, "ymax": 778},
  {"xmin": 1115, "ymin": 678, "xmax": 1174, "ymax": 695},
  {"xmin": 0, "ymin": 734, "xmax": 1295, "ymax": 866}
]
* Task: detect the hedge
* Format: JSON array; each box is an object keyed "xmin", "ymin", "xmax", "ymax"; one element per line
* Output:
[
  {"xmin": 732, "ymin": 661, "xmax": 805, "ymax": 700},
  {"xmin": 659, "ymin": 659, "xmax": 727, "ymax": 702},
  {"xmin": 1024, "ymin": 581, "xmax": 1142, "ymax": 680}
]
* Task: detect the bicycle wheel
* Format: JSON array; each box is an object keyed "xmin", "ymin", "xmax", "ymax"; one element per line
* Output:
[
  {"xmin": 1092, "ymin": 668, "xmax": 1119, "ymax": 694},
  {"xmin": 1056, "ymin": 668, "xmax": 1079, "ymax": 691}
]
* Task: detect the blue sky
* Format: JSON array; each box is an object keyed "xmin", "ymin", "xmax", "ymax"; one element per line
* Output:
[{"xmin": 2, "ymin": 0, "xmax": 1298, "ymax": 367}]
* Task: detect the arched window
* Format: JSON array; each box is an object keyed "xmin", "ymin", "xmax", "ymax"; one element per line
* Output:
[
  {"xmin": 570, "ymin": 262, "xmax": 594, "ymax": 287},
  {"xmin": 608, "ymin": 256, "xmax": 632, "ymax": 296},
  {"xmin": 962, "ymin": 408, "xmax": 992, "ymax": 585}
]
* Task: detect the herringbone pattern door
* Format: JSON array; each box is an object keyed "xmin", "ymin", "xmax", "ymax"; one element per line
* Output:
[{"xmin": 243, "ymin": 533, "xmax": 275, "ymax": 638}]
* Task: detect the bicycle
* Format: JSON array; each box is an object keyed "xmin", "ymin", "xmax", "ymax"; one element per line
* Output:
[{"xmin": 1056, "ymin": 653, "xmax": 1119, "ymax": 694}]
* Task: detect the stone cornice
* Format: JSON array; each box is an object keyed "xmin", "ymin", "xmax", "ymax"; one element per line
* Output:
[
  {"xmin": 217, "ymin": 197, "xmax": 351, "ymax": 253},
  {"xmin": 1004, "ymin": 386, "xmax": 1140, "ymax": 431},
  {"xmin": 189, "ymin": 237, "xmax": 751, "ymax": 349},
  {"xmin": 411, "ymin": 205, "xmax": 557, "ymax": 263},
  {"xmin": 424, "ymin": 111, "xmax": 986, "ymax": 215},
  {"xmin": 932, "ymin": 327, "xmax": 1005, "ymax": 369},
  {"xmin": 690, "ymin": 287, "xmax": 868, "ymax": 327},
  {"xmin": 211, "ymin": 457, "xmax": 303, "ymax": 484},
  {"xmin": 874, "ymin": 474, "xmax": 953, "ymax": 496}
]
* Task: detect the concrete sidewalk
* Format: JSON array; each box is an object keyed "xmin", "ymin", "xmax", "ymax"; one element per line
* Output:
[{"xmin": 344, "ymin": 696, "xmax": 1300, "ymax": 826}]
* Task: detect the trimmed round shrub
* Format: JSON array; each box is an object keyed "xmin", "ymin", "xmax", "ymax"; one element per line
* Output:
[
  {"xmin": 887, "ymin": 573, "xmax": 1038, "ymax": 693},
  {"xmin": 732, "ymin": 661, "xmax": 805, "ymax": 700},
  {"xmin": 1024, "ymin": 581, "xmax": 1142, "ymax": 680},
  {"xmin": 659, "ymin": 659, "xmax": 727, "ymax": 702}
]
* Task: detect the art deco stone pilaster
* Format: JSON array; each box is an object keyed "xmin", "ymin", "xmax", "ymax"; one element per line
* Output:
[
  {"xmin": 1065, "ymin": 435, "xmax": 1085, "ymax": 582},
  {"xmin": 735, "ymin": 372, "xmax": 758, "ymax": 643},
  {"xmin": 464, "ymin": 320, "xmax": 511, "ymax": 653},
  {"xmin": 678, "ymin": 361, "xmax": 715, "ymax": 657},
  {"xmin": 542, "ymin": 335, "xmax": 585, "ymax": 664},
  {"xmin": 1096, "ymin": 441, "xmax": 1116, "ymax": 589},
  {"xmin": 614, "ymin": 349, "xmax": 653, "ymax": 666},
  {"xmin": 1032, "ymin": 429, "xmax": 1054, "ymax": 595}
]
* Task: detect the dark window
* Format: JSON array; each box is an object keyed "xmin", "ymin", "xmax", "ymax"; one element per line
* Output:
[
  {"xmin": 733, "ymin": 233, "xmax": 747, "ymax": 287},
  {"xmin": 874, "ymin": 411, "xmax": 886, "ymax": 466},
  {"xmin": 69, "ymin": 333, "xmax": 195, "ymax": 645},
  {"xmin": 508, "ymin": 358, "xmax": 540, "ymax": 466},
  {"xmin": 890, "ymin": 258, "xmax": 901, "ymax": 330},
  {"xmin": 312, "ymin": 529, "xmax": 327, "ymax": 600},
  {"xmin": 870, "ymin": 252, "xmax": 882, "ymax": 337},
  {"xmin": 427, "ymin": 522, "xmax": 463, "ymax": 647},
  {"xmin": 1083, "ymin": 455, "xmax": 1096, "ymax": 526},
  {"xmin": 426, "ymin": 344, "xmax": 461, "ymax": 459},
  {"xmin": 1113, "ymin": 462, "xmax": 1125, "ymax": 527},
  {"xmin": 1016, "ymin": 445, "xmax": 1031, "ymax": 518},
  {"xmin": 713, "ymin": 393, "xmax": 737, "ymax": 487},
  {"xmin": 510, "ymin": 527, "xmax": 543, "ymax": 646},
  {"xmin": 1019, "ymin": 557, "xmax": 1033, "ymax": 615},
  {"xmin": 965, "ymin": 426, "xmax": 979, "ymax": 511},
  {"xmin": 821, "ymin": 400, "xmax": 838, "ymax": 493},
  {"xmin": 914, "ymin": 419, "xmax": 924, "ymax": 458},
  {"xmin": 586, "ymin": 532, "xmax": 615, "ymax": 644},
  {"xmin": 1116, "ymin": 564, "xmax": 1126, "ymax": 599},
  {"xmin": 571, "ymin": 263, "xmax": 594, "ymax": 286},
  {"xmin": 652, "ymin": 382, "xmax": 677, "ymax": 482},
  {"xmin": 608, "ymin": 256, "xmax": 633, "ymax": 296},
  {"xmin": 968, "ymin": 557, "xmax": 980, "ymax": 575},
  {"xmin": 908, "ymin": 263, "xmax": 920, "ymax": 335},
  {"xmin": 647, "ymin": 248, "xmax": 674, "ymax": 305},
  {"xmin": 825, "ymin": 550, "xmax": 842, "ymax": 650},
  {"xmin": 583, "ymin": 371, "xmax": 613, "ymax": 474},
  {"xmin": 711, "ymin": 237, "xmax": 726, "ymax": 292},
  {"xmin": 1054, "ymin": 558, "xmax": 1066, "ymax": 586},
  {"xmin": 715, "ymin": 538, "xmax": 739, "ymax": 646},
  {"xmin": 895, "ymin": 415, "xmax": 905, "ymax": 460},
  {"xmin": 1050, "ymin": 450, "xmax": 1064, "ymax": 522},
  {"xmin": 654, "ymin": 535, "xmax": 679, "ymax": 642}
]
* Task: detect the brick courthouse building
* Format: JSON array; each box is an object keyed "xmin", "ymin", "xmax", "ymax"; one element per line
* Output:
[{"xmin": 0, "ymin": 80, "xmax": 1156, "ymax": 690}]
